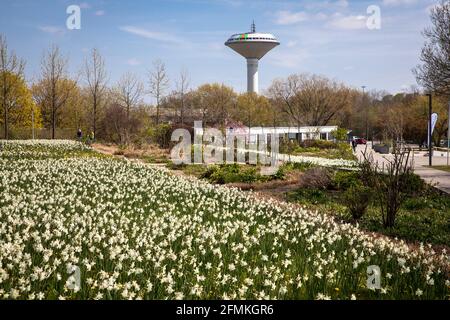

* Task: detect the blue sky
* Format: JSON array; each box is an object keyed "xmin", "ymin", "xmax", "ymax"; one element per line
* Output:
[{"xmin": 0, "ymin": 0, "xmax": 439, "ymax": 100}]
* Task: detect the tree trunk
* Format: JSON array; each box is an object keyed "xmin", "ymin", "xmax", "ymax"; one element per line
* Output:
[
  {"xmin": 52, "ymin": 106, "xmax": 55, "ymax": 139},
  {"xmin": 93, "ymin": 96, "xmax": 97, "ymax": 139},
  {"xmin": 3, "ymin": 81, "xmax": 8, "ymax": 139},
  {"xmin": 4, "ymin": 105, "xmax": 8, "ymax": 140},
  {"xmin": 156, "ymin": 100, "xmax": 160, "ymax": 125}
]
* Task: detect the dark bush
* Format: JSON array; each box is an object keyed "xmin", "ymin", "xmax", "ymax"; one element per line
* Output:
[
  {"xmin": 401, "ymin": 172, "xmax": 426, "ymax": 195},
  {"xmin": 343, "ymin": 185, "xmax": 372, "ymax": 220},
  {"xmin": 300, "ymin": 167, "xmax": 332, "ymax": 189}
]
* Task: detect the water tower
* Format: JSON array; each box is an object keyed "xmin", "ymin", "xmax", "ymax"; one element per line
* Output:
[{"xmin": 225, "ymin": 22, "xmax": 280, "ymax": 94}]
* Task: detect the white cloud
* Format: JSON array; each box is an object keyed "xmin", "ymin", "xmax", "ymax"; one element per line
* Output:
[
  {"xmin": 327, "ymin": 14, "xmax": 367, "ymax": 30},
  {"xmin": 268, "ymin": 49, "xmax": 309, "ymax": 68},
  {"xmin": 119, "ymin": 26, "xmax": 184, "ymax": 44},
  {"xmin": 336, "ymin": 0, "xmax": 349, "ymax": 8},
  {"xmin": 38, "ymin": 26, "xmax": 65, "ymax": 35},
  {"xmin": 79, "ymin": 2, "xmax": 91, "ymax": 9},
  {"xmin": 315, "ymin": 12, "xmax": 328, "ymax": 20},
  {"xmin": 95, "ymin": 10, "xmax": 105, "ymax": 16},
  {"xmin": 274, "ymin": 10, "xmax": 309, "ymax": 25},
  {"xmin": 382, "ymin": 0, "xmax": 417, "ymax": 6},
  {"xmin": 287, "ymin": 40, "xmax": 298, "ymax": 48},
  {"xmin": 126, "ymin": 58, "xmax": 141, "ymax": 66},
  {"xmin": 220, "ymin": 0, "xmax": 243, "ymax": 7}
]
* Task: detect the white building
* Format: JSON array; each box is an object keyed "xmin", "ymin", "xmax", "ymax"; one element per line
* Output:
[{"xmin": 225, "ymin": 126, "xmax": 338, "ymax": 143}]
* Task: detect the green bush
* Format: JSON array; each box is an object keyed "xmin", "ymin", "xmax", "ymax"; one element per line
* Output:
[
  {"xmin": 287, "ymin": 188, "xmax": 329, "ymax": 205},
  {"xmin": 280, "ymin": 139, "xmax": 299, "ymax": 154},
  {"xmin": 147, "ymin": 124, "xmax": 172, "ymax": 148},
  {"xmin": 331, "ymin": 127, "xmax": 349, "ymax": 141},
  {"xmin": 331, "ymin": 171, "xmax": 361, "ymax": 190},
  {"xmin": 343, "ymin": 185, "xmax": 372, "ymax": 220},
  {"xmin": 272, "ymin": 167, "xmax": 286, "ymax": 180},
  {"xmin": 301, "ymin": 140, "xmax": 336, "ymax": 149},
  {"xmin": 200, "ymin": 164, "xmax": 271, "ymax": 184},
  {"xmin": 334, "ymin": 143, "xmax": 357, "ymax": 160},
  {"xmin": 401, "ymin": 172, "xmax": 426, "ymax": 196},
  {"xmin": 402, "ymin": 197, "xmax": 429, "ymax": 211},
  {"xmin": 293, "ymin": 146, "xmax": 321, "ymax": 154},
  {"xmin": 279, "ymin": 162, "xmax": 315, "ymax": 175}
]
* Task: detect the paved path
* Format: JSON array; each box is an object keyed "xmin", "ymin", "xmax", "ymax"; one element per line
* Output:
[{"xmin": 354, "ymin": 143, "xmax": 450, "ymax": 194}]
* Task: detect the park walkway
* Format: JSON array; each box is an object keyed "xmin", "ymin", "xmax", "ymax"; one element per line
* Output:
[{"xmin": 354, "ymin": 143, "xmax": 450, "ymax": 195}]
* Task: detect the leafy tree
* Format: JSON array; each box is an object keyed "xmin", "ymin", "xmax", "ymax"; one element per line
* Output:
[
  {"xmin": 192, "ymin": 83, "xmax": 236, "ymax": 128},
  {"xmin": 32, "ymin": 77, "xmax": 77, "ymax": 135},
  {"xmin": 0, "ymin": 71, "xmax": 42, "ymax": 130},
  {"xmin": 331, "ymin": 127, "xmax": 348, "ymax": 141},
  {"xmin": 0, "ymin": 34, "xmax": 25, "ymax": 139},
  {"xmin": 235, "ymin": 93, "xmax": 272, "ymax": 129}
]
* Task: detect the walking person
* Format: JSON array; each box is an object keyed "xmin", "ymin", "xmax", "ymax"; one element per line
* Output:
[
  {"xmin": 77, "ymin": 128, "xmax": 82, "ymax": 141},
  {"xmin": 352, "ymin": 139, "xmax": 357, "ymax": 153}
]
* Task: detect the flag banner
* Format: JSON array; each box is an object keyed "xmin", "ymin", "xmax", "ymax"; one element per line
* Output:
[{"xmin": 431, "ymin": 113, "xmax": 438, "ymax": 135}]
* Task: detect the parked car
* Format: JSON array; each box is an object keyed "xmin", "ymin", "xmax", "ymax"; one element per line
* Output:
[{"xmin": 354, "ymin": 137, "xmax": 367, "ymax": 145}]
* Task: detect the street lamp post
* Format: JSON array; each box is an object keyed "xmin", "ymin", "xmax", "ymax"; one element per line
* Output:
[
  {"xmin": 362, "ymin": 86, "xmax": 368, "ymax": 141},
  {"xmin": 447, "ymin": 100, "xmax": 449, "ymax": 167},
  {"xmin": 426, "ymin": 93, "xmax": 432, "ymax": 167}
]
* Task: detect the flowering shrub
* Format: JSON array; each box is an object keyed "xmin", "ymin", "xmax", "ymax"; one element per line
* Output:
[
  {"xmin": 0, "ymin": 139, "xmax": 93, "ymax": 160},
  {"xmin": 281, "ymin": 153, "xmax": 358, "ymax": 169},
  {"xmin": 0, "ymin": 140, "xmax": 448, "ymax": 300}
]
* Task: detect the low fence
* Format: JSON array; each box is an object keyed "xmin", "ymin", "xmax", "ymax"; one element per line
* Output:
[{"xmin": 0, "ymin": 127, "xmax": 79, "ymax": 140}]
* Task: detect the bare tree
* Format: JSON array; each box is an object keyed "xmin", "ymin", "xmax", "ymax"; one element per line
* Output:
[
  {"xmin": 361, "ymin": 144, "xmax": 413, "ymax": 228},
  {"xmin": 0, "ymin": 34, "xmax": 25, "ymax": 139},
  {"xmin": 175, "ymin": 68, "xmax": 190, "ymax": 124},
  {"xmin": 83, "ymin": 48, "xmax": 107, "ymax": 139},
  {"xmin": 115, "ymin": 72, "xmax": 144, "ymax": 120},
  {"xmin": 414, "ymin": 0, "xmax": 450, "ymax": 97},
  {"xmin": 39, "ymin": 45, "xmax": 74, "ymax": 139},
  {"xmin": 148, "ymin": 59, "xmax": 169, "ymax": 125},
  {"xmin": 268, "ymin": 74, "xmax": 350, "ymax": 141},
  {"xmin": 268, "ymin": 76, "xmax": 302, "ymax": 133}
]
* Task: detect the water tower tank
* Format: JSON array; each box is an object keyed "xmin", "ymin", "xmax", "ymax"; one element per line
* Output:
[{"xmin": 225, "ymin": 22, "xmax": 280, "ymax": 94}]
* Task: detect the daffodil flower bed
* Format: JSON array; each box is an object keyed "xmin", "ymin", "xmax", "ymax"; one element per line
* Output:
[{"xmin": 0, "ymin": 140, "xmax": 448, "ymax": 300}]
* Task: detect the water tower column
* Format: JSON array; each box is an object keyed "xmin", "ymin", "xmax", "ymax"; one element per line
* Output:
[{"xmin": 247, "ymin": 58, "xmax": 259, "ymax": 94}]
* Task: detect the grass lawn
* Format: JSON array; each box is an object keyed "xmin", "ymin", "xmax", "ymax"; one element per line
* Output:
[
  {"xmin": 286, "ymin": 186, "xmax": 450, "ymax": 247},
  {"xmin": 432, "ymin": 166, "xmax": 450, "ymax": 173}
]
